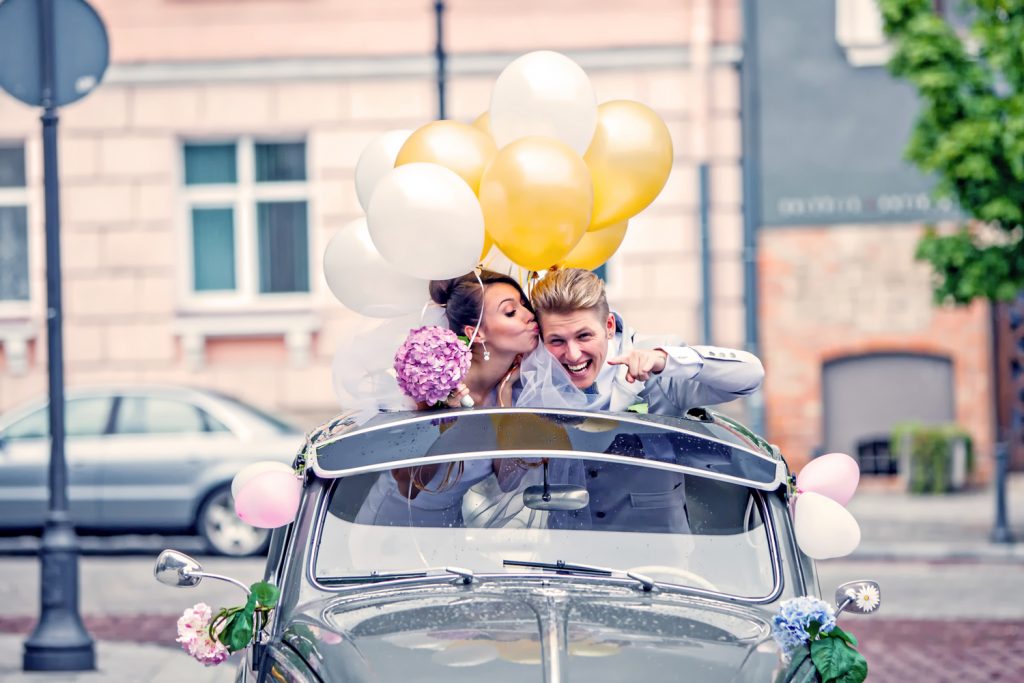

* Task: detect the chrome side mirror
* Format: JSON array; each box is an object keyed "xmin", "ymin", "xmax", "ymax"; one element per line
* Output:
[
  {"xmin": 523, "ymin": 484, "xmax": 590, "ymax": 511},
  {"xmin": 154, "ymin": 548, "xmax": 253, "ymax": 594},
  {"xmin": 154, "ymin": 549, "xmax": 203, "ymax": 588},
  {"xmin": 835, "ymin": 580, "xmax": 881, "ymax": 615}
]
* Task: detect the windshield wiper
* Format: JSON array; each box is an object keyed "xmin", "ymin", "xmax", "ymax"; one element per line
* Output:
[
  {"xmin": 502, "ymin": 559, "xmax": 658, "ymax": 592},
  {"xmin": 320, "ymin": 566, "xmax": 475, "ymax": 586}
]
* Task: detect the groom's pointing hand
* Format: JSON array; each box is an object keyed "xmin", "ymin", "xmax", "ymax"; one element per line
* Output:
[{"xmin": 607, "ymin": 349, "xmax": 668, "ymax": 383}]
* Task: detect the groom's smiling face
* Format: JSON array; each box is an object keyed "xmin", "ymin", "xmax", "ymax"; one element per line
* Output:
[{"xmin": 539, "ymin": 309, "xmax": 616, "ymax": 390}]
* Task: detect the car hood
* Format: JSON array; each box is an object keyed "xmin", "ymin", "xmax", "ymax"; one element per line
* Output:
[{"xmin": 281, "ymin": 582, "xmax": 785, "ymax": 682}]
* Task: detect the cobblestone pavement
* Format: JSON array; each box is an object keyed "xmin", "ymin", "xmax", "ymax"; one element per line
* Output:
[{"xmin": 845, "ymin": 619, "xmax": 1024, "ymax": 683}]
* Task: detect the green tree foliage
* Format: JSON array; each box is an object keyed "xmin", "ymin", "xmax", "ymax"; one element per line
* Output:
[{"xmin": 880, "ymin": 0, "xmax": 1024, "ymax": 303}]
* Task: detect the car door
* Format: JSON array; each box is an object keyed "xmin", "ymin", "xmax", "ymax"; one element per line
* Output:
[
  {"xmin": 0, "ymin": 396, "xmax": 113, "ymax": 528},
  {"xmin": 98, "ymin": 393, "xmax": 236, "ymax": 529}
]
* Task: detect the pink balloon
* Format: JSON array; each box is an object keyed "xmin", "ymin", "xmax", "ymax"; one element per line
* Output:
[
  {"xmin": 234, "ymin": 470, "xmax": 302, "ymax": 529},
  {"xmin": 796, "ymin": 452, "xmax": 860, "ymax": 506}
]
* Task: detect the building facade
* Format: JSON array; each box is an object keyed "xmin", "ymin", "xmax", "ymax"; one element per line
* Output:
[
  {"xmin": 0, "ymin": 0, "xmax": 746, "ymax": 428},
  {"xmin": 0, "ymin": 0, "xmax": 1006, "ymax": 479}
]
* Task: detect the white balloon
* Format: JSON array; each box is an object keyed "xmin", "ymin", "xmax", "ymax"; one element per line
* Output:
[
  {"xmin": 354, "ymin": 129, "xmax": 413, "ymax": 212},
  {"xmin": 323, "ymin": 218, "xmax": 429, "ymax": 318},
  {"xmin": 793, "ymin": 492, "xmax": 862, "ymax": 560},
  {"xmin": 368, "ymin": 163, "xmax": 485, "ymax": 280},
  {"xmin": 331, "ymin": 313, "xmax": 429, "ymax": 411},
  {"xmin": 489, "ymin": 51, "xmax": 598, "ymax": 155},
  {"xmin": 232, "ymin": 461, "xmax": 293, "ymax": 499}
]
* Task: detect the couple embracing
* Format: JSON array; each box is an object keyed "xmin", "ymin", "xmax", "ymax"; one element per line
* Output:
[
  {"xmin": 354, "ymin": 267, "xmax": 764, "ymax": 529},
  {"xmin": 433, "ymin": 267, "xmax": 763, "ymax": 416}
]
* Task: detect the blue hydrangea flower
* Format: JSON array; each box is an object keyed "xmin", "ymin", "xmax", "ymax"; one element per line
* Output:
[{"xmin": 771, "ymin": 597, "xmax": 836, "ymax": 653}]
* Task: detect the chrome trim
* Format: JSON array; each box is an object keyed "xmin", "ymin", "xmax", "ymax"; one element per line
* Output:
[
  {"xmin": 312, "ymin": 448, "xmax": 782, "ymax": 491},
  {"xmin": 312, "ymin": 407, "xmax": 778, "ymax": 463},
  {"xmin": 304, "ymin": 479, "xmax": 785, "ymax": 606},
  {"xmin": 780, "ymin": 492, "xmax": 809, "ymax": 594}
]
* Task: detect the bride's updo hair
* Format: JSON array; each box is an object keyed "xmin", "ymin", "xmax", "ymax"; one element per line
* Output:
[{"xmin": 430, "ymin": 270, "xmax": 534, "ymax": 336}]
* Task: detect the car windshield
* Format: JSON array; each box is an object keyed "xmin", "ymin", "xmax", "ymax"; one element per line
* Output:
[{"xmin": 314, "ymin": 453, "xmax": 777, "ymax": 599}]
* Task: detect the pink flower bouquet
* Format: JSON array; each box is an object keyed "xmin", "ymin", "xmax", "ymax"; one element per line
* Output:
[{"xmin": 393, "ymin": 326, "xmax": 472, "ymax": 406}]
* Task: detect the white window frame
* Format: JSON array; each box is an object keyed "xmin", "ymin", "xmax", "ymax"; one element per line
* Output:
[
  {"xmin": 0, "ymin": 142, "xmax": 31, "ymax": 315},
  {"xmin": 835, "ymin": 0, "xmax": 893, "ymax": 67},
  {"xmin": 177, "ymin": 135, "xmax": 315, "ymax": 313},
  {"xmin": 0, "ymin": 140, "xmax": 38, "ymax": 376},
  {"xmin": 174, "ymin": 135, "xmax": 321, "ymax": 370}
]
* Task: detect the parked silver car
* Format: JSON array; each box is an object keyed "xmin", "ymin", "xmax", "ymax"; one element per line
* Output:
[{"xmin": 0, "ymin": 385, "xmax": 302, "ymax": 556}]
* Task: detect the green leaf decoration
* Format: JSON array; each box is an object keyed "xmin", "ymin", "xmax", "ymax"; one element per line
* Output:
[
  {"xmin": 251, "ymin": 581, "xmax": 280, "ymax": 608},
  {"xmin": 626, "ymin": 402, "xmax": 648, "ymax": 414},
  {"xmin": 221, "ymin": 610, "xmax": 255, "ymax": 653},
  {"xmin": 811, "ymin": 636, "xmax": 868, "ymax": 683},
  {"xmin": 242, "ymin": 593, "xmax": 258, "ymax": 616},
  {"xmin": 828, "ymin": 626, "xmax": 859, "ymax": 648},
  {"xmin": 807, "ymin": 620, "xmax": 822, "ymax": 640}
]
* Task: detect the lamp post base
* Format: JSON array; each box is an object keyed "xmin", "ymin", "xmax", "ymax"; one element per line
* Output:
[
  {"xmin": 22, "ymin": 518, "xmax": 95, "ymax": 672},
  {"xmin": 23, "ymin": 643, "xmax": 95, "ymax": 672}
]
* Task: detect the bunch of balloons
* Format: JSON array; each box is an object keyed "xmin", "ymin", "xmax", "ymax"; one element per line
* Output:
[
  {"xmin": 232, "ymin": 462, "xmax": 302, "ymax": 529},
  {"xmin": 323, "ymin": 49, "xmax": 675, "ymax": 319},
  {"xmin": 791, "ymin": 453, "xmax": 862, "ymax": 560}
]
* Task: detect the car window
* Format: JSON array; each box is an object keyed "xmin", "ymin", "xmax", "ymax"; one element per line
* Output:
[
  {"xmin": 2, "ymin": 407, "xmax": 48, "ymax": 440},
  {"xmin": 116, "ymin": 397, "xmax": 205, "ymax": 435},
  {"xmin": 207, "ymin": 391, "xmax": 297, "ymax": 434},
  {"xmin": 202, "ymin": 410, "xmax": 232, "ymax": 433},
  {"xmin": 2, "ymin": 397, "xmax": 113, "ymax": 440}
]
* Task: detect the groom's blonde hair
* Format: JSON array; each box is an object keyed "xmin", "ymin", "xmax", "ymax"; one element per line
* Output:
[{"xmin": 531, "ymin": 268, "xmax": 610, "ymax": 319}]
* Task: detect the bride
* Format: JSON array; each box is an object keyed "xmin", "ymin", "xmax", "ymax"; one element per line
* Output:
[{"xmin": 355, "ymin": 269, "xmax": 541, "ymax": 527}]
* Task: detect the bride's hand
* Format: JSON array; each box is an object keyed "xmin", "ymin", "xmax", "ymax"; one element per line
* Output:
[{"xmin": 443, "ymin": 382, "xmax": 473, "ymax": 408}]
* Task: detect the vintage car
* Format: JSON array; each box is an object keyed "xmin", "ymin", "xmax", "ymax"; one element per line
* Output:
[{"xmin": 155, "ymin": 407, "xmax": 879, "ymax": 682}]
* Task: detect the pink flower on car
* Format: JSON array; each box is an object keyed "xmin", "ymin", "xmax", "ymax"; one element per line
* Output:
[{"xmin": 176, "ymin": 602, "xmax": 230, "ymax": 667}]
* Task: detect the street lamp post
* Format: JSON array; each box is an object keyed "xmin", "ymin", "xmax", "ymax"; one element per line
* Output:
[
  {"xmin": 21, "ymin": 0, "xmax": 95, "ymax": 672},
  {"xmin": 434, "ymin": 0, "xmax": 447, "ymax": 120},
  {"xmin": 0, "ymin": 0, "xmax": 108, "ymax": 671},
  {"xmin": 739, "ymin": 0, "xmax": 765, "ymax": 436}
]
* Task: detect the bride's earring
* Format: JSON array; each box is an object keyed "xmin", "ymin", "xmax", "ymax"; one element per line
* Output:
[{"xmin": 481, "ymin": 341, "xmax": 490, "ymax": 362}]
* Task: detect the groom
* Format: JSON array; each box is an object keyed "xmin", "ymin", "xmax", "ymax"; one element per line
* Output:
[
  {"xmin": 529, "ymin": 268, "xmax": 763, "ymax": 415},
  {"xmin": 528, "ymin": 267, "xmax": 765, "ymax": 532}
]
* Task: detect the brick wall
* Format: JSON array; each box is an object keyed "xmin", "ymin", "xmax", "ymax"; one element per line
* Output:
[{"xmin": 760, "ymin": 224, "xmax": 995, "ymax": 478}]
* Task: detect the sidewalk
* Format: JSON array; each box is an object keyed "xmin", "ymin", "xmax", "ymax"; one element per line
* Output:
[
  {"xmin": 0, "ymin": 635, "xmax": 236, "ymax": 683},
  {"xmin": 845, "ymin": 473, "xmax": 1024, "ymax": 562}
]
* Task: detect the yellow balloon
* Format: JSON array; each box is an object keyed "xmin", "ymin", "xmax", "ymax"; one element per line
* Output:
[
  {"xmin": 558, "ymin": 220, "xmax": 628, "ymax": 270},
  {"xmin": 472, "ymin": 111, "xmax": 491, "ymax": 135},
  {"xmin": 584, "ymin": 100, "xmax": 673, "ymax": 230},
  {"xmin": 478, "ymin": 137, "xmax": 593, "ymax": 271},
  {"xmin": 395, "ymin": 120, "xmax": 497, "ymax": 194},
  {"xmin": 480, "ymin": 231, "xmax": 493, "ymax": 262}
]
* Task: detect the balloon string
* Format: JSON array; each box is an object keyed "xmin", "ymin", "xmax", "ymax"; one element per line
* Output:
[{"xmin": 466, "ymin": 268, "xmax": 485, "ymax": 348}]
